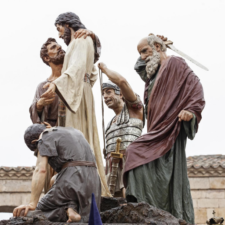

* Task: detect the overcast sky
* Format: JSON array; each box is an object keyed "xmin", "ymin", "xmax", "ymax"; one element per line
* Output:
[{"xmin": 0, "ymin": 0, "xmax": 224, "ymax": 168}]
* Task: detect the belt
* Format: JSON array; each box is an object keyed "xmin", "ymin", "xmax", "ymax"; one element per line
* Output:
[
  {"xmin": 62, "ymin": 160, "xmax": 97, "ymax": 170},
  {"xmin": 84, "ymin": 73, "xmax": 90, "ymax": 84}
]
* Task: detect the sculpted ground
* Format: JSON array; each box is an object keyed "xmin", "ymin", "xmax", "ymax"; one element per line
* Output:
[{"xmin": 0, "ymin": 201, "xmax": 189, "ymax": 225}]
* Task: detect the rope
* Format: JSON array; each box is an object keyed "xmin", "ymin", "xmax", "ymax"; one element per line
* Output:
[{"xmin": 99, "ymin": 68, "xmax": 106, "ymax": 158}]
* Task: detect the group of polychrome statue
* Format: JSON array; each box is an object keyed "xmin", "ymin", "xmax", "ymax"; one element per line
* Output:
[{"xmin": 13, "ymin": 12, "xmax": 205, "ymax": 224}]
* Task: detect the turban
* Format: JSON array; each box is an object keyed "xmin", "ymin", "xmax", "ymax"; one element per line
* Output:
[{"xmin": 102, "ymin": 80, "xmax": 120, "ymax": 95}]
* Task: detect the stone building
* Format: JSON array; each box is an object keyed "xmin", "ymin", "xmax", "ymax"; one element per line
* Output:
[
  {"xmin": 187, "ymin": 155, "xmax": 225, "ymax": 225},
  {"xmin": 0, "ymin": 166, "xmax": 35, "ymax": 213},
  {"xmin": 0, "ymin": 155, "xmax": 225, "ymax": 224}
]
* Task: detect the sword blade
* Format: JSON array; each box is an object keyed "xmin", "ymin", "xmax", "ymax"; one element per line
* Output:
[{"xmin": 167, "ymin": 44, "xmax": 209, "ymax": 71}]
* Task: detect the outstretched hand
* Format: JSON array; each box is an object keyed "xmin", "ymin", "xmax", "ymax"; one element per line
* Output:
[
  {"xmin": 13, "ymin": 203, "xmax": 36, "ymax": 217},
  {"xmin": 74, "ymin": 29, "xmax": 95, "ymax": 40},
  {"xmin": 98, "ymin": 62, "xmax": 108, "ymax": 74},
  {"xmin": 41, "ymin": 83, "xmax": 56, "ymax": 99},
  {"xmin": 178, "ymin": 110, "xmax": 193, "ymax": 122},
  {"xmin": 36, "ymin": 96, "xmax": 55, "ymax": 110}
]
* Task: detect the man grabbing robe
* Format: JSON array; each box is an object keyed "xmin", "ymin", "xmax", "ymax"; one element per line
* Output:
[{"xmin": 124, "ymin": 34, "xmax": 205, "ymax": 224}]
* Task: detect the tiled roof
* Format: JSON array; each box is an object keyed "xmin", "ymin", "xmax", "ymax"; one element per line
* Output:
[
  {"xmin": 1, "ymin": 155, "xmax": 225, "ymax": 179},
  {"xmin": 0, "ymin": 166, "xmax": 35, "ymax": 171},
  {"xmin": 187, "ymin": 155, "xmax": 225, "ymax": 169},
  {"xmin": 0, "ymin": 166, "xmax": 35, "ymax": 179},
  {"xmin": 187, "ymin": 155, "xmax": 225, "ymax": 177}
]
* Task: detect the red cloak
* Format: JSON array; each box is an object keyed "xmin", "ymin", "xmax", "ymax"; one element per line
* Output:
[{"xmin": 124, "ymin": 56, "xmax": 205, "ymax": 187}]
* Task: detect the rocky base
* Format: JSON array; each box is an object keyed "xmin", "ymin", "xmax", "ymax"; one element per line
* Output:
[
  {"xmin": 100, "ymin": 202, "xmax": 188, "ymax": 224},
  {"xmin": 0, "ymin": 202, "xmax": 189, "ymax": 225},
  {"xmin": 100, "ymin": 197, "xmax": 127, "ymax": 212}
]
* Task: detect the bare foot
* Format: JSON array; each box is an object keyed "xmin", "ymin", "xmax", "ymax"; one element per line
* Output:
[{"xmin": 66, "ymin": 208, "xmax": 81, "ymax": 223}]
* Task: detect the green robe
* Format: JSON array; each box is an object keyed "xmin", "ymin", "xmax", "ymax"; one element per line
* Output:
[{"xmin": 127, "ymin": 58, "xmax": 195, "ymax": 224}]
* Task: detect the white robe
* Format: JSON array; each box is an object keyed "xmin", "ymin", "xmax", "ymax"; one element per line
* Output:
[{"xmin": 54, "ymin": 36, "xmax": 111, "ymax": 197}]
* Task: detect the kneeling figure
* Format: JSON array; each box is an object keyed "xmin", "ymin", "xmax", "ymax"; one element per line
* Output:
[{"xmin": 13, "ymin": 124, "xmax": 101, "ymax": 223}]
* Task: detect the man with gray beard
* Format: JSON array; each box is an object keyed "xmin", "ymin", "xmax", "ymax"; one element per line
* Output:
[{"xmin": 124, "ymin": 34, "xmax": 205, "ymax": 224}]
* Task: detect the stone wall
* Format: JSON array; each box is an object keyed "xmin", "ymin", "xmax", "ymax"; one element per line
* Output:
[
  {"xmin": 1, "ymin": 158, "xmax": 225, "ymax": 224},
  {"xmin": 0, "ymin": 167, "xmax": 35, "ymax": 212},
  {"xmin": 190, "ymin": 177, "xmax": 225, "ymax": 225}
]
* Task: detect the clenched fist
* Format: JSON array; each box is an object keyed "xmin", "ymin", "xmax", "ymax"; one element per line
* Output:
[
  {"xmin": 98, "ymin": 62, "xmax": 108, "ymax": 74},
  {"xmin": 178, "ymin": 110, "xmax": 193, "ymax": 122}
]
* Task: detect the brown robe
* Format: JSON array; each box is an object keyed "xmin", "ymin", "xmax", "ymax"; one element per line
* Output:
[
  {"xmin": 29, "ymin": 80, "xmax": 59, "ymax": 127},
  {"xmin": 124, "ymin": 56, "xmax": 205, "ymax": 186}
]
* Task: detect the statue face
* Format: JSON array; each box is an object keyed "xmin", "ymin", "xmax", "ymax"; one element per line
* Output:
[
  {"xmin": 56, "ymin": 24, "xmax": 71, "ymax": 45},
  {"xmin": 56, "ymin": 24, "xmax": 65, "ymax": 38},
  {"xmin": 46, "ymin": 42, "xmax": 63, "ymax": 58},
  {"xmin": 102, "ymin": 88, "xmax": 122, "ymax": 109},
  {"xmin": 137, "ymin": 38, "xmax": 153, "ymax": 61},
  {"xmin": 45, "ymin": 42, "xmax": 65, "ymax": 65}
]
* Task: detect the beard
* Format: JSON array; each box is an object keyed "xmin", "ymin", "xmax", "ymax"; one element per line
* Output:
[
  {"xmin": 62, "ymin": 26, "xmax": 71, "ymax": 46},
  {"xmin": 145, "ymin": 50, "xmax": 161, "ymax": 79},
  {"xmin": 49, "ymin": 49, "xmax": 65, "ymax": 65}
]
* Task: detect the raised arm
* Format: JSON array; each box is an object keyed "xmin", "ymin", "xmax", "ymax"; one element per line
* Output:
[
  {"xmin": 98, "ymin": 63, "xmax": 137, "ymax": 102},
  {"xmin": 13, "ymin": 153, "xmax": 48, "ymax": 217}
]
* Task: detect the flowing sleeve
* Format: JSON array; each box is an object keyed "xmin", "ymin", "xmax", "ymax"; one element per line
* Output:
[
  {"xmin": 29, "ymin": 83, "xmax": 44, "ymax": 124},
  {"xmin": 183, "ymin": 113, "xmax": 196, "ymax": 140},
  {"xmin": 54, "ymin": 38, "xmax": 91, "ymax": 113}
]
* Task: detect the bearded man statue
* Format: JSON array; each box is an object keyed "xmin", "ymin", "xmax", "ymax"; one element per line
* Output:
[{"xmin": 123, "ymin": 34, "xmax": 205, "ymax": 224}]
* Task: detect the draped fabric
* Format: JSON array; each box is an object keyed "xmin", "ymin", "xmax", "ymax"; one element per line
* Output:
[
  {"xmin": 29, "ymin": 80, "xmax": 59, "ymax": 127},
  {"xmin": 126, "ymin": 117, "xmax": 196, "ymax": 224},
  {"xmin": 54, "ymin": 37, "xmax": 111, "ymax": 197},
  {"xmin": 124, "ymin": 56, "xmax": 205, "ymax": 186},
  {"xmin": 29, "ymin": 35, "xmax": 103, "ymax": 194}
]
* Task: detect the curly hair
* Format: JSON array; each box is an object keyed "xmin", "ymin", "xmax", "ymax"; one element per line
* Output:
[
  {"xmin": 55, "ymin": 12, "xmax": 86, "ymax": 32},
  {"xmin": 24, "ymin": 124, "xmax": 46, "ymax": 151},
  {"xmin": 40, "ymin": 38, "xmax": 57, "ymax": 66}
]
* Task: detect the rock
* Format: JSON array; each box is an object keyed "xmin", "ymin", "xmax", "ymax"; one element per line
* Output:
[
  {"xmin": 100, "ymin": 197, "xmax": 127, "ymax": 212},
  {"xmin": 0, "ymin": 202, "xmax": 188, "ymax": 225},
  {"xmin": 0, "ymin": 216, "xmax": 64, "ymax": 225},
  {"xmin": 100, "ymin": 202, "xmax": 188, "ymax": 225}
]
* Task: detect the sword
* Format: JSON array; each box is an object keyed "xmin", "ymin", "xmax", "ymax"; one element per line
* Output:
[
  {"xmin": 165, "ymin": 40, "xmax": 209, "ymax": 71},
  {"xmin": 109, "ymin": 138, "xmax": 123, "ymax": 196},
  {"xmin": 149, "ymin": 34, "xmax": 209, "ymax": 71}
]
